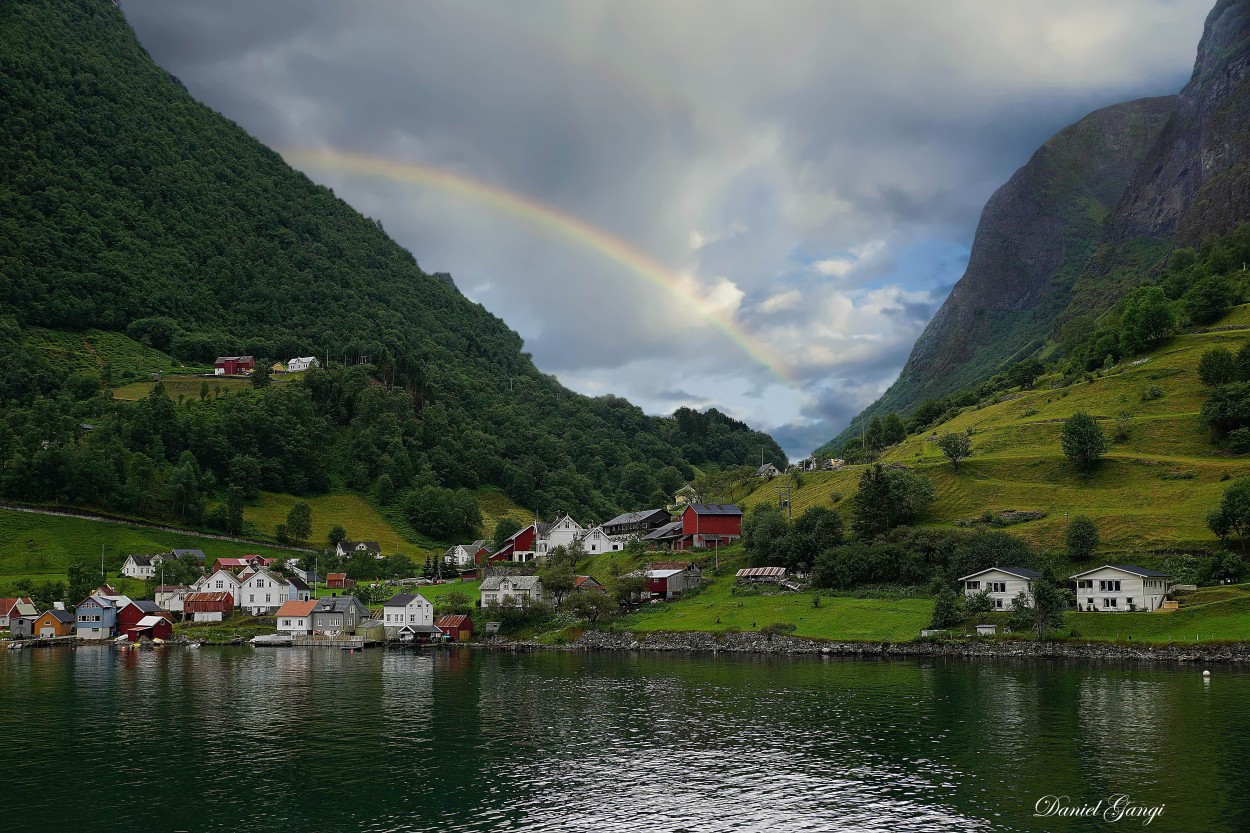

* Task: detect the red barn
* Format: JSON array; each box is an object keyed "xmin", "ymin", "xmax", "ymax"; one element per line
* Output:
[
  {"xmin": 184, "ymin": 591, "xmax": 234, "ymax": 621},
  {"xmin": 644, "ymin": 561, "xmax": 703, "ymax": 599},
  {"xmin": 680, "ymin": 504, "xmax": 743, "ymax": 550},
  {"xmin": 213, "ymin": 355, "xmax": 256, "ymax": 376},
  {"xmin": 434, "ymin": 614, "xmax": 474, "ymax": 642}
]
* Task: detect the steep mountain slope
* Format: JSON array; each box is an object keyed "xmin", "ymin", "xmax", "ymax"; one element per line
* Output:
[
  {"xmin": 0, "ymin": 0, "xmax": 785, "ymax": 529},
  {"xmin": 827, "ymin": 0, "xmax": 1250, "ymax": 452},
  {"xmin": 755, "ymin": 303, "xmax": 1250, "ymax": 554}
]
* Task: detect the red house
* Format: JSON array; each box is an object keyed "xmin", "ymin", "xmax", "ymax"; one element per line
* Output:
[
  {"xmin": 434, "ymin": 614, "xmax": 474, "ymax": 642},
  {"xmin": 326, "ymin": 573, "xmax": 356, "ymax": 590},
  {"xmin": 117, "ymin": 600, "xmax": 173, "ymax": 634},
  {"xmin": 644, "ymin": 561, "xmax": 703, "ymax": 599},
  {"xmin": 679, "ymin": 504, "xmax": 743, "ymax": 550},
  {"xmin": 214, "ymin": 355, "xmax": 255, "ymax": 376}
]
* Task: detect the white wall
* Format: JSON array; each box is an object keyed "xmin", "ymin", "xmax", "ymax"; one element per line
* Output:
[
  {"xmin": 1074, "ymin": 567, "xmax": 1168, "ymax": 612},
  {"xmin": 962, "ymin": 570, "xmax": 1035, "ymax": 610}
]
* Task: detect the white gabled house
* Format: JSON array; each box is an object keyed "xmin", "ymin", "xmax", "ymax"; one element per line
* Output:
[
  {"xmin": 1071, "ymin": 565, "xmax": 1170, "ymax": 612},
  {"xmin": 959, "ymin": 566, "xmax": 1043, "ymax": 611},
  {"xmin": 578, "ymin": 525, "xmax": 624, "ymax": 555},
  {"xmin": 194, "ymin": 569, "xmax": 242, "ymax": 606},
  {"xmin": 238, "ymin": 568, "xmax": 290, "ymax": 615},
  {"xmin": 275, "ymin": 600, "xmax": 317, "ymax": 635},
  {"xmin": 287, "ymin": 356, "xmax": 320, "ymax": 372},
  {"xmin": 480, "ymin": 575, "xmax": 543, "ymax": 606},
  {"xmin": 121, "ymin": 554, "xmax": 156, "ymax": 579},
  {"xmin": 382, "ymin": 592, "xmax": 437, "ymax": 639},
  {"xmin": 536, "ymin": 514, "xmax": 583, "ymax": 558}
]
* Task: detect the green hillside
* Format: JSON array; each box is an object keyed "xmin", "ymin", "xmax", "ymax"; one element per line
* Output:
[
  {"xmin": 751, "ymin": 303, "xmax": 1250, "ymax": 554},
  {"xmin": 0, "ymin": 0, "xmax": 785, "ymax": 545}
]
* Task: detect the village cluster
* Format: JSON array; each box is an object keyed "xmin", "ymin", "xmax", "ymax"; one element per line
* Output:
[{"xmin": 2, "ymin": 501, "xmax": 748, "ymax": 648}]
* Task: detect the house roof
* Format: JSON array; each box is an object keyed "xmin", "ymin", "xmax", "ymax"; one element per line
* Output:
[
  {"xmin": 958, "ymin": 566, "xmax": 1043, "ymax": 582},
  {"xmin": 1070, "ymin": 564, "xmax": 1170, "ymax": 580},
  {"xmin": 170, "ymin": 549, "xmax": 206, "ymax": 561},
  {"xmin": 39, "ymin": 609, "xmax": 75, "ymax": 625},
  {"xmin": 384, "ymin": 593, "xmax": 429, "ymax": 607},
  {"xmin": 646, "ymin": 568, "xmax": 684, "ymax": 580},
  {"xmin": 276, "ymin": 599, "xmax": 317, "ymax": 617},
  {"xmin": 684, "ymin": 503, "xmax": 743, "ymax": 516},
  {"xmin": 435, "ymin": 614, "xmax": 472, "ymax": 628},
  {"xmin": 480, "ymin": 575, "xmax": 542, "ymax": 591},
  {"xmin": 0, "ymin": 597, "xmax": 32, "ymax": 616},
  {"xmin": 287, "ymin": 575, "xmax": 311, "ymax": 592},
  {"xmin": 756, "ymin": 464, "xmax": 779, "ymax": 474},
  {"xmin": 314, "ymin": 596, "xmax": 368, "ymax": 615},
  {"xmin": 327, "ymin": 573, "xmax": 348, "ymax": 581},
  {"xmin": 127, "ymin": 555, "xmax": 154, "ymax": 567},
  {"xmin": 736, "ymin": 567, "xmax": 787, "ymax": 578},
  {"xmin": 185, "ymin": 591, "xmax": 233, "ymax": 603},
  {"xmin": 126, "ymin": 600, "xmax": 164, "ymax": 614},
  {"xmin": 155, "ymin": 585, "xmax": 190, "ymax": 593},
  {"xmin": 603, "ymin": 509, "xmax": 670, "ymax": 527},
  {"xmin": 341, "ymin": 540, "xmax": 381, "ymax": 552},
  {"xmin": 399, "ymin": 623, "xmax": 445, "ymax": 635},
  {"xmin": 573, "ymin": 575, "xmax": 604, "ymax": 589},
  {"xmin": 642, "ymin": 521, "xmax": 685, "ymax": 540},
  {"xmin": 133, "ymin": 616, "xmax": 168, "ymax": 629},
  {"xmin": 14, "ymin": 602, "xmax": 38, "ymax": 617}
]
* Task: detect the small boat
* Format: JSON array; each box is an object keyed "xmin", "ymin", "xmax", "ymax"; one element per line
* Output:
[
  {"xmin": 187, "ymin": 642, "xmax": 201, "ymax": 650},
  {"xmin": 7, "ymin": 642, "xmax": 23, "ymax": 651}
]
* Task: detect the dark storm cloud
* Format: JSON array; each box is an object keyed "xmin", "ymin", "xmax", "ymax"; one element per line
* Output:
[{"xmin": 121, "ymin": 0, "xmax": 1213, "ymax": 458}]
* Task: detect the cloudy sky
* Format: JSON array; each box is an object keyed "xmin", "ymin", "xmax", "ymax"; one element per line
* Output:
[{"xmin": 123, "ymin": 0, "xmax": 1212, "ymax": 458}]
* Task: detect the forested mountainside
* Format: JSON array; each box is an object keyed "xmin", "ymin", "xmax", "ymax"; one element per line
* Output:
[
  {"xmin": 0, "ymin": 0, "xmax": 785, "ymax": 536},
  {"xmin": 824, "ymin": 0, "xmax": 1250, "ymax": 454}
]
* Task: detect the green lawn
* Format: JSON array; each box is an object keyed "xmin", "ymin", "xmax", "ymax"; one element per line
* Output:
[
  {"xmin": 615, "ymin": 573, "xmax": 933, "ymax": 641},
  {"xmin": 0, "ymin": 509, "xmax": 296, "ymax": 584},
  {"xmin": 744, "ymin": 304, "xmax": 1250, "ymax": 554},
  {"xmin": 112, "ymin": 374, "xmax": 289, "ymax": 401},
  {"xmin": 1065, "ymin": 585, "xmax": 1250, "ymax": 643},
  {"xmin": 248, "ymin": 491, "xmax": 407, "ymax": 552}
]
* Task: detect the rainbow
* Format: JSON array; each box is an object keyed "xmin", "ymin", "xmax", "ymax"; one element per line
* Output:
[{"xmin": 282, "ymin": 148, "xmax": 790, "ymax": 382}]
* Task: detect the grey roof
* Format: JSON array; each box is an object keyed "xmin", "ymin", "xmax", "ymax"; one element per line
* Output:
[
  {"xmin": 685, "ymin": 503, "xmax": 743, "ymax": 516},
  {"xmin": 384, "ymin": 593, "xmax": 422, "ymax": 607},
  {"xmin": 1070, "ymin": 564, "xmax": 1171, "ymax": 580},
  {"xmin": 171, "ymin": 549, "xmax": 206, "ymax": 561},
  {"xmin": 480, "ymin": 575, "xmax": 542, "ymax": 592},
  {"xmin": 960, "ymin": 566, "xmax": 1043, "ymax": 581},
  {"xmin": 128, "ymin": 555, "xmax": 153, "ymax": 567},
  {"xmin": 46, "ymin": 609, "xmax": 75, "ymax": 624},
  {"xmin": 398, "ymin": 623, "xmax": 444, "ymax": 635},
  {"xmin": 342, "ymin": 540, "xmax": 381, "ymax": 552},
  {"xmin": 129, "ymin": 600, "xmax": 163, "ymax": 613},
  {"xmin": 314, "ymin": 596, "xmax": 369, "ymax": 615},
  {"xmin": 287, "ymin": 575, "xmax": 311, "ymax": 592},
  {"xmin": 603, "ymin": 509, "xmax": 670, "ymax": 527},
  {"xmin": 642, "ymin": 521, "xmax": 685, "ymax": 540}
]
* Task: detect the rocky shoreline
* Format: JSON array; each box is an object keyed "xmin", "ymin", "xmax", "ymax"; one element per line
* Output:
[{"xmin": 479, "ymin": 630, "xmax": 1250, "ymax": 664}]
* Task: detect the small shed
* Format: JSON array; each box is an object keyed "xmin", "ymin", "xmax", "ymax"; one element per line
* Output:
[
  {"xmin": 33, "ymin": 610, "xmax": 75, "ymax": 638},
  {"xmin": 10, "ymin": 615, "xmax": 37, "ymax": 640},
  {"xmin": 976, "ymin": 624, "xmax": 998, "ymax": 637},
  {"xmin": 184, "ymin": 591, "xmax": 234, "ymax": 622},
  {"xmin": 326, "ymin": 573, "xmax": 356, "ymax": 590},
  {"xmin": 435, "ymin": 614, "xmax": 473, "ymax": 642}
]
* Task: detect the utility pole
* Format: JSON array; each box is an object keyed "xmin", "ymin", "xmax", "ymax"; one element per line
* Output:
[{"xmin": 100, "ymin": 544, "xmax": 105, "ymax": 582}]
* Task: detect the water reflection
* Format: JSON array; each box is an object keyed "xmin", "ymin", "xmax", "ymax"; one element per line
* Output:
[{"xmin": 4, "ymin": 647, "xmax": 1249, "ymax": 832}]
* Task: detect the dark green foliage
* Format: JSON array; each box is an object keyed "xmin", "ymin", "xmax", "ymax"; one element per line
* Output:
[
  {"xmin": 936, "ymin": 432, "xmax": 972, "ymax": 469},
  {"xmin": 285, "ymin": 500, "xmax": 312, "ymax": 543},
  {"xmin": 1064, "ymin": 515, "xmax": 1099, "ymax": 559},
  {"xmin": 403, "ymin": 486, "xmax": 482, "ymax": 540},
  {"xmin": 850, "ymin": 464, "xmax": 936, "ymax": 538},
  {"xmin": 1182, "ymin": 275, "xmax": 1236, "ymax": 324},
  {"xmin": 1060, "ymin": 411, "xmax": 1107, "ymax": 470},
  {"xmin": 742, "ymin": 504, "xmax": 789, "ymax": 567},
  {"xmin": 1004, "ymin": 358, "xmax": 1045, "ymax": 389},
  {"xmin": 1200, "ymin": 382, "xmax": 1250, "ymax": 435},
  {"xmin": 742, "ymin": 504, "xmax": 844, "ymax": 573},
  {"xmin": 965, "ymin": 590, "xmax": 994, "ymax": 623},
  {"xmin": 881, "ymin": 413, "xmax": 907, "ymax": 446},
  {"xmin": 1199, "ymin": 347, "xmax": 1239, "ymax": 386},
  {"xmin": 1008, "ymin": 580, "xmax": 1069, "ymax": 638},
  {"xmin": 0, "ymin": 0, "xmax": 786, "ymax": 532},
  {"xmin": 1118, "ymin": 285, "xmax": 1176, "ymax": 356},
  {"xmin": 250, "ymin": 363, "xmax": 272, "ymax": 390},
  {"xmin": 327, "ymin": 524, "xmax": 347, "ymax": 548},
  {"xmin": 1208, "ymin": 476, "xmax": 1250, "ymax": 545},
  {"xmin": 929, "ymin": 587, "xmax": 964, "ymax": 629},
  {"xmin": 1230, "ymin": 428, "xmax": 1250, "ymax": 454},
  {"xmin": 492, "ymin": 518, "xmax": 522, "ymax": 551}
]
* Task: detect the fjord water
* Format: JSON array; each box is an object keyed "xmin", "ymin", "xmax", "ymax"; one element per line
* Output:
[{"xmin": 4, "ymin": 647, "xmax": 1248, "ymax": 832}]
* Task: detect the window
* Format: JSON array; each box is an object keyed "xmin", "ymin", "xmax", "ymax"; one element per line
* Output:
[
  {"xmin": 994, "ymin": 598, "xmax": 1004, "ymax": 609},
  {"xmin": 1099, "ymin": 580, "xmax": 1121, "ymax": 592},
  {"xmin": 1102, "ymin": 598, "xmax": 1117, "ymax": 608},
  {"xmin": 965, "ymin": 580, "xmax": 980, "ymax": 590},
  {"xmin": 1087, "ymin": 597, "xmax": 1094, "ymax": 607},
  {"xmin": 1077, "ymin": 580, "xmax": 1092, "ymax": 589},
  {"xmin": 1125, "ymin": 598, "xmax": 1134, "ymax": 608},
  {"xmin": 988, "ymin": 582, "xmax": 1006, "ymax": 593}
]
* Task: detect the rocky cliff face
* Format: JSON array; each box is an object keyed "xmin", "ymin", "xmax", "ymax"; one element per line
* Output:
[
  {"xmin": 827, "ymin": 97, "xmax": 1175, "ymax": 440},
  {"xmin": 1109, "ymin": 0, "xmax": 1250, "ymax": 246},
  {"xmin": 825, "ymin": 0, "xmax": 1250, "ymax": 452}
]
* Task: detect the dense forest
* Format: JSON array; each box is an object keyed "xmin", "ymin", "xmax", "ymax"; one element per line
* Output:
[{"xmin": 0, "ymin": 0, "xmax": 786, "ymax": 533}]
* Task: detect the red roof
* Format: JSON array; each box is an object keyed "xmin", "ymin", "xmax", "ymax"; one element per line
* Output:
[
  {"xmin": 0, "ymin": 597, "xmax": 32, "ymax": 617},
  {"xmin": 185, "ymin": 592, "xmax": 233, "ymax": 603},
  {"xmin": 435, "ymin": 614, "xmax": 471, "ymax": 629},
  {"xmin": 276, "ymin": 600, "xmax": 317, "ymax": 617},
  {"xmin": 327, "ymin": 573, "xmax": 347, "ymax": 581}
]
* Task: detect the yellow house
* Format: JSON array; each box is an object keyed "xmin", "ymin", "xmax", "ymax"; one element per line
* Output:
[{"xmin": 271, "ymin": 362, "xmax": 286, "ymax": 373}]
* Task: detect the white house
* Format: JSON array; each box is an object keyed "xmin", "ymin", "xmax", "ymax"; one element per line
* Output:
[
  {"xmin": 382, "ymin": 592, "xmax": 435, "ymax": 638},
  {"xmin": 275, "ymin": 599, "xmax": 316, "ymax": 635},
  {"xmin": 336, "ymin": 540, "xmax": 382, "ymax": 559},
  {"xmin": 959, "ymin": 566, "xmax": 1043, "ymax": 611},
  {"xmin": 443, "ymin": 540, "xmax": 488, "ymax": 569},
  {"xmin": 154, "ymin": 585, "xmax": 190, "ymax": 613},
  {"xmin": 287, "ymin": 356, "xmax": 320, "ymax": 372},
  {"xmin": 536, "ymin": 515, "xmax": 583, "ymax": 558},
  {"xmin": 238, "ymin": 568, "xmax": 291, "ymax": 615},
  {"xmin": 578, "ymin": 526, "xmax": 625, "ymax": 555},
  {"xmin": 121, "ymin": 554, "xmax": 156, "ymax": 579},
  {"xmin": 195, "ymin": 569, "xmax": 242, "ymax": 607},
  {"xmin": 480, "ymin": 575, "xmax": 543, "ymax": 606},
  {"xmin": 755, "ymin": 463, "xmax": 782, "ymax": 478},
  {"xmin": 1071, "ymin": 565, "xmax": 1170, "ymax": 612}
]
